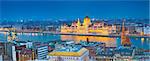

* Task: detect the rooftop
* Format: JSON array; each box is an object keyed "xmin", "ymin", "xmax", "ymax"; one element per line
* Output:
[
  {"xmin": 48, "ymin": 42, "xmax": 88, "ymax": 56},
  {"xmin": 48, "ymin": 47, "xmax": 88, "ymax": 57},
  {"xmin": 20, "ymin": 49, "xmax": 32, "ymax": 55},
  {"xmin": 15, "ymin": 41, "xmax": 27, "ymax": 43},
  {"xmin": 55, "ymin": 44, "xmax": 82, "ymax": 52},
  {"xmin": 115, "ymin": 46, "xmax": 135, "ymax": 56},
  {"xmin": 80, "ymin": 41, "xmax": 104, "ymax": 47},
  {"xmin": 85, "ymin": 16, "xmax": 89, "ymax": 18}
]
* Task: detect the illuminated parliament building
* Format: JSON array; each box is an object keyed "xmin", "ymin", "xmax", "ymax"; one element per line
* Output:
[{"xmin": 61, "ymin": 16, "xmax": 116, "ymax": 35}]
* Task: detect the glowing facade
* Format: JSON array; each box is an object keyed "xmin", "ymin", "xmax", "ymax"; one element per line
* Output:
[
  {"xmin": 121, "ymin": 19, "xmax": 131, "ymax": 46},
  {"xmin": 61, "ymin": 16, "xmax": 116, "ymax": 35}
]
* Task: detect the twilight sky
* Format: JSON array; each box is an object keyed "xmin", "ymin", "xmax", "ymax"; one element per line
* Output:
[{"xmin": 0, "ymin": 0, "xmax": 149, "ymax": 20}]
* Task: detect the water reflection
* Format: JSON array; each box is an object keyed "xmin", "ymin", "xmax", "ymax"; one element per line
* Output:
[
  {"xmin": 61, "ymin": 35, "xmax": 116, "ymax": 47},
  {"xmin": 0, "ymin": 32, "xmax": 149, "ymax": 49}
]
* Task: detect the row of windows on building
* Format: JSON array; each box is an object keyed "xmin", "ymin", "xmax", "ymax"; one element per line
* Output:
[{"xmin": 48, "ymin": 56, "xmax": 80, "ymax": 60}]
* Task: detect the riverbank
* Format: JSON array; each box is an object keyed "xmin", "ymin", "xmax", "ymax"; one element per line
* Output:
[{"xmin": 0, "ymin": 31, "xmax": 149, "ymax": 38}]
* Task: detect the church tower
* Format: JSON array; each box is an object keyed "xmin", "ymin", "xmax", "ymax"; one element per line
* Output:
[
  {"xmin": 121, "ymin": 19, "xmax": 131, "ymax": 46},
  {"xmin": 83, "ymin": 16, "xmax": 91, "ymax": 33},
  {"xmin": 83, "ymin": 16, "xmax": 91, "ymax": 26},
  {"xmin": 77, "ymin": 18, "xmax": 81, "ymax": 27}
]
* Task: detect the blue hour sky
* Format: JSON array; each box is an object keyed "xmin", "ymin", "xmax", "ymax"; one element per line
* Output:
[{"xmin": 0, "ymin": 0, "xmax": 149, "ymax": 20}]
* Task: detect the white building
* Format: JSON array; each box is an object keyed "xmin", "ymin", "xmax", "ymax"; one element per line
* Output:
[
  {"xmin": 144, "ymin": 26, "xmax": 150, "ymax": 35},
  {"xmin": 135, "ymin": 26, "xmax": 143, "ymax": 33},
  {"xmin": 47, "ymin": 45, "xmax": 89, "ymax": 61},
  {"xmin": 0, "ymin": 55, "xmax": 2, "ymax": 61},
  {"xmin": 12, "ymin": 46, "xmax": 17, "ymax": 61},
  {"xmin": 26, "ymin": 41, "xmax": 33, "ymax": 48},
  {"xmin": 36, "ymin": 45, "xmax": 48, "ymax": 60},
  {"xmin": 15, "ymin": 41, "xmax": 33, "ymax": 49}
]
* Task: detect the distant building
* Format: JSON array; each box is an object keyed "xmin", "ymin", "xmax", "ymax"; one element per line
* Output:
[
  {"xmin": 115, "ymin": 24, "xmax": 121, "ymax": 34},
  {"xmin": 114, "ymin": 46, "xmax": 135, "ymax": 60},
  {"xmin": 4, "ymin": 43, "xmax": 14, "ymax": 61},
  {"xmin": 45, "ymin": 25, "xmax": 57, "ymax": 31},
  {"xmin": 96, "ymin": 46, "xmax": 135, "ymax": 61},
  {"xmin": 15, "ymin": 41, "xmax": 33, "ymax": 49},
  {"xmin": 127, "ymin": 23, "xmax": 136, "ymax": 34},
  {"xmin": 61, "ymin": 16, "xmax": 116, "ymax": 35},
  {"xmin": 143, "ymin": 25, "xmax": 150, "ymax": 35},
  {"xmin": 19, "ymin": 49, "xmax": 34, "ymax": 61},
  {"xmin": 79, "ymin": 40, "xmax": 105, "ymax": 59},
  {"xmin": 47, "ymin": 45, "xmax": 89, "ymax": 61},
  {"xmin": 121, "ymin": 20, "xmax": 131, "ymax": 46},
  {"xmin": 0, "ymin": 43, "xmax": 3, "ymax": 61},
  {"xmin": 12, "ymin": 46, "xmax": 17, "ymax": 61},
  {"xmin": 36, "ymin": 44, "xmax": 48, "ymax": 60},
  {"xmin": 0, "ymin": 42, "xmax": 4, "ymax": 55},
  {"xmin": 0, "ymin": 55, "xmax": 2, "ymax": 61},
  {"xmin": 15, "ymin": 41, "xmax": 27, "ymax": 46},
  {"xmin": 26, "ymin": 41, "xmax": 33, "ymax": 49},
  {"xmin": 8, "ymin": 43, "xmax": 35, "ymax": 61},
  {"xmin": 134, "ymin": 23, "xmax": 144, "ymax": 35},
  {"xmin": 96, "ymin": 47, "xmax": 115, "ymax": 61}
]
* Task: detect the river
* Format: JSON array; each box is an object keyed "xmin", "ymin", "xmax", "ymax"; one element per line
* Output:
[{"xmin": 0, "ymin": 32, "xmax": 149, "ymax": 50}]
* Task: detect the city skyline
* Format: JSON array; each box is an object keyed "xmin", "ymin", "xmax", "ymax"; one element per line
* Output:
[
  {"xmin": 0, "ymin": 0, "xmax": 150, "ymax": 61},
  {"xmin": 1, "ymin": 0, "xmax": 149, "ymax": 20}
]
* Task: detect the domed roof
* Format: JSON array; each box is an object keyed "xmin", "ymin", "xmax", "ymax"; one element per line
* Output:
[{"xmin": 85, "ymin": 16, "xmax": 89, "ymax": 18}]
